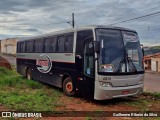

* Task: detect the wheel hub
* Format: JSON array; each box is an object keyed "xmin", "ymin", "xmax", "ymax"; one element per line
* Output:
[{"xmin": 66, "ymin": 82, "xmax": 73, "ymax": 92}]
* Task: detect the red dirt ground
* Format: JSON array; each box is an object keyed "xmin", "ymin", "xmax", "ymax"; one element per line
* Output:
[
  {"xmin": 1, "ymin": 95, "xmax": 159, "ymax": 120},
  {"xmin": 0, "ymin": 56, "xmax": 12, "ymax": 69},
  {"xmin": 43, "ymin": 96, "xmax": 144, "ymax": 120}
]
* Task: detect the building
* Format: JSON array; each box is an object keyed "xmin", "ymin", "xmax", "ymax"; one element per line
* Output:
[
  {"xmin": 151, "ymin": 54, "xmax": 160, "ymax": 72},
  {"xmin": 144, "ymin": 53, "xmax": 160, "ymax": 72},
  {"xmin": 0, "ymin": 38, "xmax": 18, "ymax": 55},
  {"xmin": 144, "ymin": 55, "xmax": 152, "ymax": 70}
]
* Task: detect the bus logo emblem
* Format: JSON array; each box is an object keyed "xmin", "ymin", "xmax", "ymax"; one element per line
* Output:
[{"xmin": 36, "ymin": 54, "xmax": 52, "ymax": 73}]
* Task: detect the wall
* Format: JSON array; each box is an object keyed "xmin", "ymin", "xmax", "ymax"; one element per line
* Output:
[
  {"xmin": 0, "ymin": 38, "xmax": 17, "ymax": 55},
  {"xmin": 151, "ymin": 58, "xmax": 160, "ymax": 72},
  {"xmin": 144, "ymin": 59, "xmax": 151, "ymax": 70}
]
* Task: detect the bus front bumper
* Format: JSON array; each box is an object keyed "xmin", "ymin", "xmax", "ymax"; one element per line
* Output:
[{"xmin": 94, "ymin": 81, "xmax": 144, "ymax": 100}]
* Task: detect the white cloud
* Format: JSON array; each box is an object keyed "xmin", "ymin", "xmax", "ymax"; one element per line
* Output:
[{"xmin": 0, "ymin": 0, "xmax": 160, "ymax": 46}]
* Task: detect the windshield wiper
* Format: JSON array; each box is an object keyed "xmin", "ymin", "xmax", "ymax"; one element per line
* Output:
[
  {"xmin": 127, "ymin": 57, "xmax": 137, "ymax": 72},
  {"xmin": 116, "ymin": 57, "xmax": 125, "ymax": 72},
  {"xmin": 116, "ymin": 57, "xmax": 137, "ymax": 73}
]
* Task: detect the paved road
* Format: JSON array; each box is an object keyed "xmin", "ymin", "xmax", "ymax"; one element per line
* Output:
[
  {"xmin": 144, "ymin": 72, "xmax": 160, "ymax": 92},
  {"xmin": 0, "ymin": 53, "xmax": 16, "ymax": 66},
  {"xmin": 0, "ymin": 53, "xmax": 159, "ymax": 92}
]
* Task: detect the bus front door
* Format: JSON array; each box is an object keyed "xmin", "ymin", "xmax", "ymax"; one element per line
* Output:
[{"xmin": 76, "ymin": 39, "xmax": 95, "ymax": 99}]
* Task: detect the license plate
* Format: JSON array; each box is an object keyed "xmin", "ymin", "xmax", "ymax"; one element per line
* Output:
[{"xmin": 122, "ymin": 90, "xmax": 129, "ymax": 94}]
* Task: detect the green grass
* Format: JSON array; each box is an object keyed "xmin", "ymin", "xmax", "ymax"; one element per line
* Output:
[
  {"xmin": 124, "ymin": 92, "xmax": 160, "ymax": 112},
  {"xmin": 152, "ymin": 46, "xmax": 160, "ymax": 49},
  {"xmin": 0, "ymin": 67, "xmax": 62, "ymax": 111},
  {"xmin": 1, "ymin": 66, "xmax": 160, "ymax": 114},
  {"xmin": 143, "ymin": 92, "xmax": 160, "ymax": 99},
  {"xmin": 0, "ymin": 66, "xmax": 16, "ymax": 76},
  {"xmin": 125, "ymin": 99, "xmax": 150, "ymax": 111}
]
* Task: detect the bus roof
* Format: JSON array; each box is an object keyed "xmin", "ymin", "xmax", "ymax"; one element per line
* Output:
[
  {"xmin": 77, "ymin": 25, "xmax": 136, "ymax": 32},
  {"xmin": 18, "ymin": 25, "xmax": 136, "ymax": 42}
]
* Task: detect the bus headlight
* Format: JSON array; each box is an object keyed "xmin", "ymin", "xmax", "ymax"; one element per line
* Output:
[
  {"xmin": 139, "ymin": 79, "xmax": 144, "ymax": 84},
  {"xmin": 99, "ymin": 82, "xmax": 112, "ymax": 87}
]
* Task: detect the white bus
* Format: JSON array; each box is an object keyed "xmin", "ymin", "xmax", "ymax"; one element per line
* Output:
[{"xmin": 16, "ymin": 25, "xmax": 144, "ymax": 100}]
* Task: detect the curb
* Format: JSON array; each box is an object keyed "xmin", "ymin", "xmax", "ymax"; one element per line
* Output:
[{"xmin": 145, "ymin": 70, "xmax": 160, "ymax": 75}]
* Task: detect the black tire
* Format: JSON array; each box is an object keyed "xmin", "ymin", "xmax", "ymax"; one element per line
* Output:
[
  {"xmin": 63, "ymin": 77, "xmax": 76, "ymax": 96},
  {"xmin": 26, "ymin": 68, "xmax": 32, "ymax": 80}
]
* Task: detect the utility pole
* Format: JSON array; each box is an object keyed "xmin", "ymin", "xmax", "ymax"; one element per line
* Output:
[
  {"xmin": 148, "ymin": 26, "xmax": 150, "ymax": 31},
  {"xmin": 72, "ymin": 13, "xmax": 75, "ymax": 28}
]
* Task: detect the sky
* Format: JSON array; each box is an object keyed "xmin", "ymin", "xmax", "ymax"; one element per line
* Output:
[{"xmin": 0, "ymin": 0, "xmax": 160, "ymax": 46}]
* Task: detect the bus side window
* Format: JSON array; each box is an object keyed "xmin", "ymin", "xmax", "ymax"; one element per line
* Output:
[
  {"xmin": 17, "ymin": 42, "xmax": 25, "ymax": 53},
  {"xmin": 57, "ymin": 36, "xmax": 65, "ymax": 53},
  {"xmin": 34, "ymin": 39, "xmax": 44, "ymax": 53},
  {"xmin": 25, "ymin": 40, "xmax": 33, "ymax": 53},
  {"xmin": 44, "ymin": 36, "xmax": 57, "ymax": 53},
  {"xmin": 65, "ymin": 33, "xmax": 74, "ymax": 53},
  {"xmin": 20, "ymin": 42, "xmax": 25, "ymax": 53},
  {"xmin": 17, "ymin": 42, "xmax": 20, "ymax": 53},
  {"xmin": 76, "ymin": 30, "xmax": 93, "ymax": 53}
]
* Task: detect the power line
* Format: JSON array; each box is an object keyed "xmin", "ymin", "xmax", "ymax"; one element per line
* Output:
[
  {"xmin": 0, "ymin": 14, "xmax": 75, "ymax": 27},
  {"xmin": 115, "ymin": 5, "xmax": 160, "ymax": 22},
  {"xmin": 110, "ymin": 11, "xmax": 160, "ymax": 25},
  {"xmin": 0, "ymin": 13, "xmax": 75, "ymax": 33}
]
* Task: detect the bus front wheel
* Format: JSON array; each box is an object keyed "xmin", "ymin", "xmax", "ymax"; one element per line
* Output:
[
  {"xmin": 63, "ymin": 77, "xmax": 76, "ymax": 96},
  {"xmin": 26, "ymin": 68, "xmax": 32, "ymax": 80}
]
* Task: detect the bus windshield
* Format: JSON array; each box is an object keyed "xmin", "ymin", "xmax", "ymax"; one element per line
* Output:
[{"xmin": 96, "ymin": 29, "xmax": 144, "ymax": 74}]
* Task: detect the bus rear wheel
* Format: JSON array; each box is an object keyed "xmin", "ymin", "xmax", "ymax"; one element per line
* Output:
[
  {"xmin": 63, "ymin": 77, "xmax": 76, "ymax": 96},
  {"xmin": 26, "ymin": 68, "xmax": 32, "ymax": 80}
]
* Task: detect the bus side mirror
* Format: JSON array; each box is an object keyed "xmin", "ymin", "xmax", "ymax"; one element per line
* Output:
[{"xmin": 94, "ymin": 41, "xmax": 100, "ymax": 53}]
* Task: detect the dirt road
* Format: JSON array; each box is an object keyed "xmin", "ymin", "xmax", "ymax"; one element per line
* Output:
[{"xmin": 144, "ymin": 72, "xmax": 160, "ymax": 92}]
